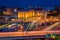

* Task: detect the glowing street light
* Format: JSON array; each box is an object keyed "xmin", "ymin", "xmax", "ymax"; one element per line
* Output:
[{"xmin": 14, "ymin": 9, "xmax": 17, "ymax": 12}]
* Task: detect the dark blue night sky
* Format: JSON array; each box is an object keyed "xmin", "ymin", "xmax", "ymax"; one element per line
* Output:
[{"xmin": 0, "ymin": 0, "xmax": 60, "ymax": 10}]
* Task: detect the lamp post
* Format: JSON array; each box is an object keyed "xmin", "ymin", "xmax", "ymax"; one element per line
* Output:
[
  {"xmin": 44, "ymin": 11, "xmax": 47, "ymax": 19},
  {"xmin": 14, "ymin": 9, "xmax": 18, "ymax": 18}
]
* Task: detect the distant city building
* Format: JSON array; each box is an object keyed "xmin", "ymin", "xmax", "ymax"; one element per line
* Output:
[
  {"xmin": 3, "ymin": 8, "xmax": 13, "ymax": 15},
  {"xmin": 18, "ymin": 10, "xmax": 44, "ymax": 18}
]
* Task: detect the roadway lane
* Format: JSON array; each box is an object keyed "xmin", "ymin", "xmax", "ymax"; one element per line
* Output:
[
  {"xmin": 0, "ymin": 35, "xmax": 46, "ymax": 39},
  {"xmin": 0, "ymin": 31, "xmax": 60, "ymax": 37},
  {"xmin": 42, "ymin": 22, "xmax": 60, "ymax": 31}
]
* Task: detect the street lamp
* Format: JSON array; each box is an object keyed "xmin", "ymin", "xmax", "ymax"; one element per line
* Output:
[
  {"xmin": 14, "ymin": 9, "xmax": 18, "ymax": 18},
  {"xmin": 14, "ymin": 9, "xmax": 17, "ymax": 12}
]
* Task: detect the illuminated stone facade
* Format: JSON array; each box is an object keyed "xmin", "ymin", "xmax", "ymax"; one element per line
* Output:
[{"xmin": 18, "ymin": 10, "xmax": 44, "ymax": 18}]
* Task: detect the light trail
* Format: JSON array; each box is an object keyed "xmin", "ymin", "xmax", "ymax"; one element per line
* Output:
[
  {"xmin": 42, "ymin": 22, "xmax": 60, "ymax": 31},
  {"xmin": 0, "ymin": 31, "xmax": 60, "ymax": 37}
]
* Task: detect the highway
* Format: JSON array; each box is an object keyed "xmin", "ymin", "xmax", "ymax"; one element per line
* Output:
[
  {"xmin": 42, "ymin": 22, "xmax": 60, "ymax": 31},
  {"xmin": 0, "ymin": 21, "xmax": 60, "ymax": 37},
  {"xmin": 0, "ymin": 31, "xmax": 60, "ymax": 37}
]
